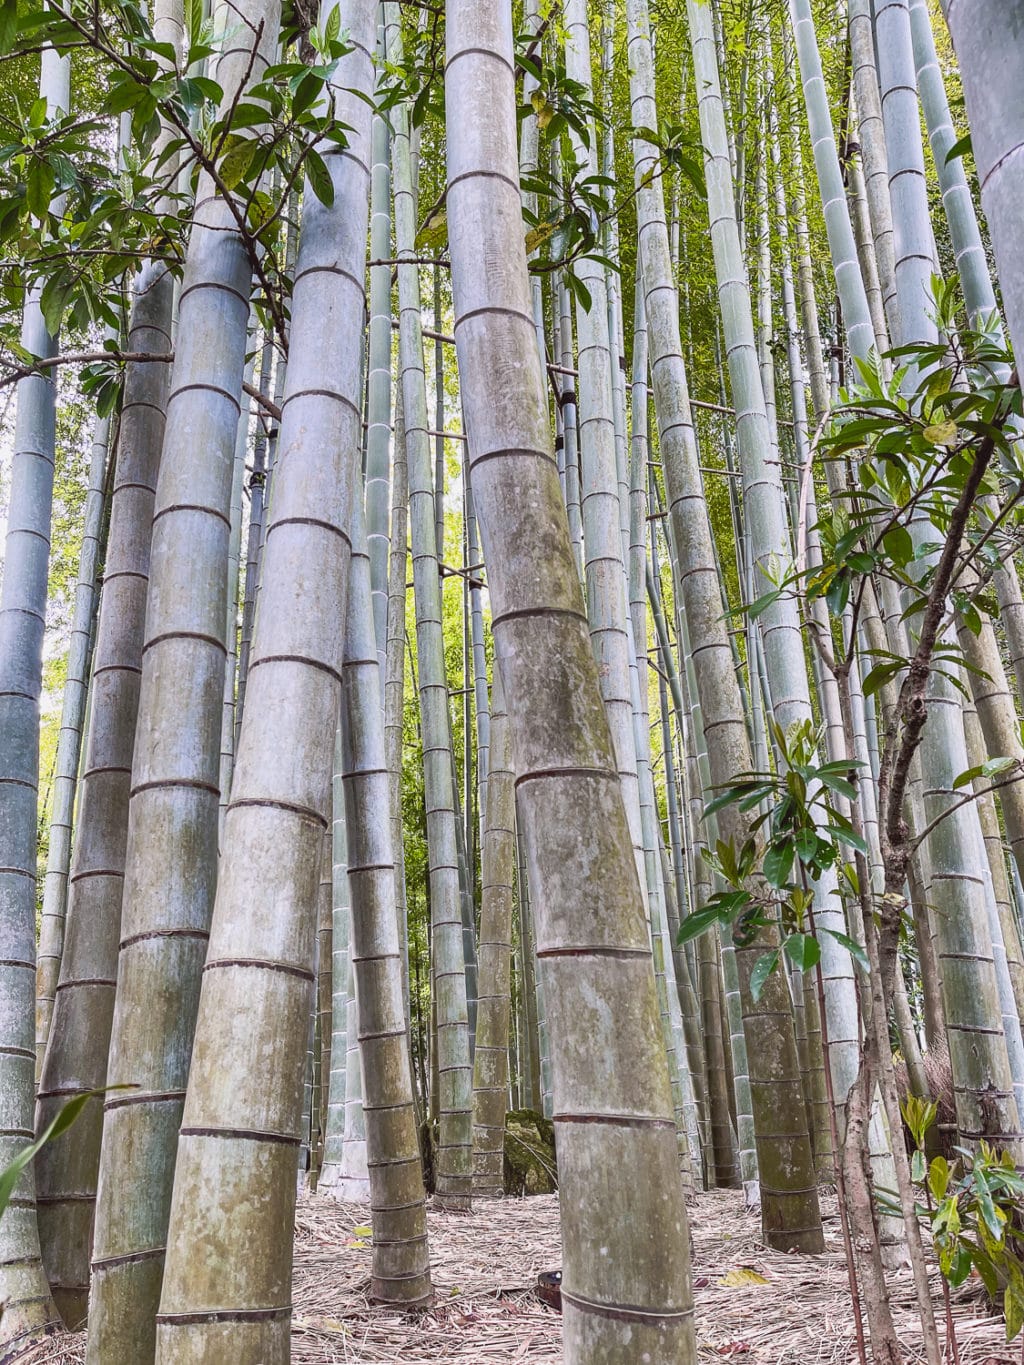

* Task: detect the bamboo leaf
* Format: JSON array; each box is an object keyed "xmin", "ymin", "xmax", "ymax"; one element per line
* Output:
[
  {"xmin": 944, "ymin": 131, "xmax": 972, "ymax": 164},
  {"xmin": 0, "ymin": 1087, "xmax": 128, "ymax": 1222},
  {"xmin": 717, "ymin": 1268, "xmax": 769, "ymax": 1287}
]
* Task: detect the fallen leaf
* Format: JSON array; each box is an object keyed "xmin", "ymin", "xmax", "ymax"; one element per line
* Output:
[{"xmin": 717, "ymin": 1268, "xmax": 769, "ymax": 1287}]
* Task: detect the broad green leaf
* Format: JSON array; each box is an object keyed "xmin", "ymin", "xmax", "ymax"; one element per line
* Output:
[
  {"xmin": 821, "ymin": 928, "xmax": 870, "ymax": 972},
  {"xmin": 923, "ymin": 420, "xmax": 957, "ymax": 446},
  {"xmin": 762, "ymin": 841, "xmax": 793, "ymax": 888},
  {"xmin": 0, "ymin": 0, "xmax": 14, "ymax": 52},
  {"xmin": 27, "ymin": 159, "xmax": 55, "ymax": 221},
  {"xmin": 783, "ymin": 932, "xmax": 820, "ymax": 973},
  {"xmin": 415, "ymin": 204, "xmax": 447, "ymax": 251},
  {"xmin": 953, "ymin": 763, "xmax": 984, "ymax": 791},
  {"xmin": 676, "ymin": 904, "xmax": 728, "ymax": 945},
  {"xmin": 305, "ymin": 148, "xmax": 334, "ymax": 207},
  {"xmin": 794, "ymin": 828, "xmax": 818, "ymax": 865},
  {"xmin": 748, "ymin": 950, "xmax": 779, "ymax": 1003},
  {"xmin": 972, "ymin": 1165, "xmax": 1005, "ymax": 1241},
  {"xmin": 219, "ymin": 138, "xmax": 257, "ymax": 191}
]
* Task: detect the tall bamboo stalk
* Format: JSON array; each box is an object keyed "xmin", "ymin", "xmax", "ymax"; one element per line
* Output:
[
  {"xmin": 632, "ymin": 0, "xmax": 822, "ymax": 1251},
  {"xmin": 386, "ymin": 0, "xmax": 473, "ymax": 1208},
  {"xmin": 471, "ymin": 672, "xmax": 515, "ymax": 1197},
  {"xmin": 873, "ymin": 0, "xmax": 1024, "ymax": 1153},
  {"xmin": 446, "ymin": 3, "xmax": 697, "ymax": 1357},
  {"xmin": 337, "ymin": 481, "xmax": 432, "ymax": 1300},
  {"xmin": 153, "ymin": 5, "xmax": 377, "ymax": 1358},
  {"xmin": 0, "ymin": 41, "xmax": 68, "ymax": 1350},
  {"xmin": 35, "ymin": 406, "xmax": 111, "ymax": 1068},
  {"xmin": 940, "ymin": 0, "xmax": 1024, "ymax": 368},
  {"xmin": 88, "ymin": 3, "xmax": 282, "ymax": 1352}
]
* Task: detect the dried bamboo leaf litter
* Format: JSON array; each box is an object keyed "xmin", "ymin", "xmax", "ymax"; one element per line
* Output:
[{"xmin": 14, "ymin": 1188, "xmax": 1015, "ymax": 1363}]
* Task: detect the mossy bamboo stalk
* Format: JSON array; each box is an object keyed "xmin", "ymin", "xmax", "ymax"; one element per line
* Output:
[
  {"xmin": 386, "ymin": 0, "xmax": 473, "ymax": 1208},
  {"xmin": 35, "ymin": 406, "xmax": 111, "ymax": 1069},
  {"xmin": 88, "ymin": 4, "xmax": 282, "ymax": 1351},
  {"xmin": 446, "ymin": 3, "xmax": 697, "ymax": 1355},
  {"xmin": 150, "ymin": 6, "xmax": 377, "ymax": 1359},
  {"xmin": 471, "ymin": 672, "xmax": 515, "ymax": 1198},
  {"xmin": 636, "ymin": 0, "xmax": 824, "ymax": 1247},
  {"xmin": 873, "ymin": 0, "xmax": 1024, "ymax": 1154},
  {"xmin": 336, "ymin": 485, "xmax": 432, "ymax": 1299}
]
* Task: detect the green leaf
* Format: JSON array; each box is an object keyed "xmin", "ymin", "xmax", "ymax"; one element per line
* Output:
[
  {"xmin": 762, "ymin": 841, "xmax": 794, "ymax": 888},
  {"xmin": 305, "ymin": 148, "xmax": 334, "ymax": 207},
  {"xmin": 415, "ymin": 203, "xmax": 447, "ymax": 251},
  {"xmin": 218, "ymin": 137, "xmax": 258, "ymax": 191},
  {"xmin": 783, "ymin": 932, "xmax": 820, "ymax": 973},
  {"xmin": 0, "ymin": 1088, "xmax": 126, "ymax": 1221},
  {"xmin": 794, "ymin": 827, "xmax": 819, "ymax": 865},
  {"xmin": 676, "ymin": 904, "xmax": 725, "ymax": 944},
  {"xmin": 821, "ymin": 928, "xmax": 870, "ymax": 972},
  {"xmin": 944, "ymin": 131, "xmax": 972, "ymax": 165},
  {"xmin": 26, "ymin": 159, "xmax": 55, "ymax": 220},
  {"xmin": 953, "ymin": 763, "xmax": 984, "ymax": 791},
  {"xmin": 324, "ymin": 3, "xmax": 340, "ymax": 42},
  {"xmin": 748, "ymin": 950, "xmax": 779, "ymax": 1003},
  {"xmin": 911, "ymin": 1149, "xmax": 925, "ymax": 1183},
  {"xmin": 982, "ymin": 755, "xmax": 1017, "ymax": 780},
  {"xmin": 0, "ymin": 0, "xmax": 16, "ymax": 52},
  {"xmin": 1005, "ymin": 1270, "xmax": 1024, "ymax": 1341},
  {"xmin": 945, "ymin": 1241, "xmax": 972, "ymax": 1288},
  {"xmin": 924, "ymin": 419, "xmax": 958, "ymax": 446},
  {"xmin": 972, "ymin": 1164, "xmax": 1006, "ymax": 1241},
  {"xmin": 881, "ymin": 525, "xmax": 913, "ymax": 570}
]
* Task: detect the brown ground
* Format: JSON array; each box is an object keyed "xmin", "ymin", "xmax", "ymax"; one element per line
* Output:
[{"xmin": 17, "ymin": 1187, "xmax": 1016, "ymax": 1363}]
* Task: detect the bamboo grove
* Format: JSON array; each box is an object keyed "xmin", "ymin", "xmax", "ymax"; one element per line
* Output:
[{"xmin": 1, "ymin": 0, "xmax": 1024, "ymax": 1361}]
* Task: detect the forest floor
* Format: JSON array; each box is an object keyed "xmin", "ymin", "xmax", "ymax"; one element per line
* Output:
[{"xmin": 22, "ymin": 1186, "xmax": 1016, "ymax": 1363}]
